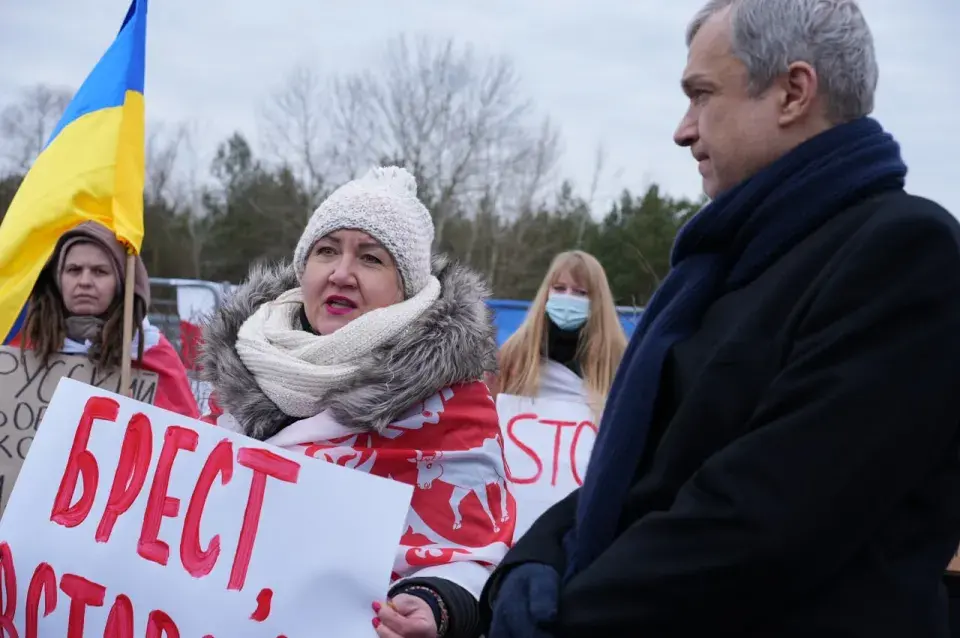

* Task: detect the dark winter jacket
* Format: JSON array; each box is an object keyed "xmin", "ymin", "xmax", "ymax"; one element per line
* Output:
[{"xmin": 483, "ymin": 189, "xmax": 960, "ymax": 637}]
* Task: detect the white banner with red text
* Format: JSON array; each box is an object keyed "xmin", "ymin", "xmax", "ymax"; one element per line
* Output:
[
  {"xmin": 497, "ymin": 393, "xmax": 597, "ymax": 541},
  {"xmin": 0, "ymin": 377, "xmax": 412, "ymax": 637}
]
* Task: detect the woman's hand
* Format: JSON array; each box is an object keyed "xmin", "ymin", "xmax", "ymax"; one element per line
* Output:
[{"xmin": 372, "ymin": 594, "xmax": 438, "ymax": 638}]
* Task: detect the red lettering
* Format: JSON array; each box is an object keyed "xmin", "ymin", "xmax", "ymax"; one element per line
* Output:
[
  {"xmin": 228, "ymin": 448, "xmax": 300, "ymax": 591},
  {"xmin": 146, "ymin": 610, "xmax": 180, "ymax": 638},
  {"xmin": 96, "ymin": 413, "xmax": 154, "ymax": 543},
  {"xmin": 540, "ymin": 419, "xmax": 577, "ymax": 486},
  {"xmin": 570, "ymin": 420, "xmax": 598, "ymax": 486},
  {"xmin": 60, "ymin": 573, "xmax": 105, "ymax": 638},
  {"xmin": 250, "ymin": 587, "xmax": 273, "ymax": 621},
  {"xmin": 138, "ymin": 426, "xmax": 199, "ymax": 566},
  {"xmin": 51, "ymin": 397, "xmax": 120, "ymax": 528},
  {"xmin": 503, "ymin": 413, "xmax": 542, "ymax": 484},
  {"xmin": 0, "ymin": 542, "xmax": 18, "ymax": 638},
  {"xmin": 181, "ymin": 439, "xmax": 234, "ymax": 578},
  {"xmin": 104, "ymin": 595, "xmax": 134, "ymax": 638},
  {"xmin": 25, "ymin": 563, "xmax": 56, "ymax": 638}
]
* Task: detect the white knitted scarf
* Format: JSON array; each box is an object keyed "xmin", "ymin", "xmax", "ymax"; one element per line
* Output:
[{"xmin": 235, "ymin": 276, "xmax": 441, "ymax": 418}]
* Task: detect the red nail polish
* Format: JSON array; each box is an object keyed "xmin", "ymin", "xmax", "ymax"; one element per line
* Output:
[
  {"xmin": 372, "ymin": 602, "xmax": 381, "ymax": 613},
  {"xmin": 372, "ymin": 618, "xmax": 381, "ymax": 628}
]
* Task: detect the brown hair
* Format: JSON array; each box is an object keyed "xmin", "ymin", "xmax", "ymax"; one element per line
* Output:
[
  {"xmin": 22, "ymin": 225, "xmax": 149, "ymax": 370},
  {"xmin": 497, "ymin": 250, "xmax": 628, "ymax": 414}
]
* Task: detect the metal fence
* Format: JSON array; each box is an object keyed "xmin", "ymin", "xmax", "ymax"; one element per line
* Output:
[
  {"xmin": 148, "ymin": 279, "xmax": 231, "ymax": 350},
  {"xmin": 148, "ymin": 277, "xmax": 232, "ymax": 411}
]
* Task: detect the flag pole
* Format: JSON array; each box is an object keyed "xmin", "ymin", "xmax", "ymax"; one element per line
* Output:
[{"xmin": 119, "ymin": 251, "xmax": 136, "ymax": 397}]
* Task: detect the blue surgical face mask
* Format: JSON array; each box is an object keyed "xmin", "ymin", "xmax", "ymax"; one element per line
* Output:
[{"xmin": 546, "ymin": 293, "xmax": 590, "ymax": 331}]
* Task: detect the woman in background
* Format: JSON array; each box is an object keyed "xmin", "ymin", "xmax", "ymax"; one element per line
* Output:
[
  {"xmin": 12, "ymin": 222, "xmax": 199, "ymax": 417},
  {"xmin": 491, "ymin": 250, "xmax": 627, "ymax": 414}
]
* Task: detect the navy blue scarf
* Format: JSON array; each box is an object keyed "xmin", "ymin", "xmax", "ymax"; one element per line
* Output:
[{"xmin": 488, "ymin": 117, "xmax": 907, "ymax": 638}]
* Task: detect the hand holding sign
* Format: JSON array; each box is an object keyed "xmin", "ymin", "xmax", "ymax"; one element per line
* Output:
[
  {"xmin": 373, "ymin": 596, "xmax": 437, "ymax": 638},
  {"xmin": 0, "ymin": 378, "xmax": 413, "ymax": 636}
]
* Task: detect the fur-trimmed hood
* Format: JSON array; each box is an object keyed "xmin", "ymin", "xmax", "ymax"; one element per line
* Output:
[{"xmin": 198, "ymin": 255, "xmax": 498, "ymax": 441}]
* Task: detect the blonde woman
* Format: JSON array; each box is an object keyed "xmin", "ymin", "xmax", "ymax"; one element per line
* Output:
[{"xmin": 491, "ymin": 250, "xmax": 627, "ymax": 414}]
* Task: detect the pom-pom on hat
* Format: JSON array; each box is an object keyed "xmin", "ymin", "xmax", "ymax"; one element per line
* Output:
[{"xmin": 293, "ymin": 166, "xmax": 434, "ymax": 298}]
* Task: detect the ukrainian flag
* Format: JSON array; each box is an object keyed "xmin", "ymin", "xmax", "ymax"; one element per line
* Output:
[{"xmin": 0, "ymin": 0, "xmax": 148, "ymax": 340}]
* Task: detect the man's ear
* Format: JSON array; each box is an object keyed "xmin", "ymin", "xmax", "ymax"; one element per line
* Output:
[{"xmin": 777, "ymin": 61, "xmax": 819, "ymax": 126}]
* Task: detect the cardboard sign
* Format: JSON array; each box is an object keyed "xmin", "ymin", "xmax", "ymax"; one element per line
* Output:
[
  {"xmin": 0, "ymin": 346, "xmax": 159, "ymax": 514},
  {"xmin": 497, "ymin": 394, "xmax": 597, "ymax": 540},
  {"xmin": 0, "ymin": 378, "xmax": 413, "ymax": 636}
]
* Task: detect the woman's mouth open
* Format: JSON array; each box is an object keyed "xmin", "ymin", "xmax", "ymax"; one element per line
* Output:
[{"xmin": 324, "ymin": 295, "xmax": 357, "ymax": 316}]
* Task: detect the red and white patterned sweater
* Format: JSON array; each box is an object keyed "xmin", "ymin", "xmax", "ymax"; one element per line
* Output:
[{"xmin": 206, "ymin": 379, "xmax": 516, "ymax": 598}]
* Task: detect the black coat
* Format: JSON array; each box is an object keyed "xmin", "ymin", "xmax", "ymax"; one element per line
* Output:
[{"xmin": 483, "ymin": 190, "xmax": 960, "ymax": 637}]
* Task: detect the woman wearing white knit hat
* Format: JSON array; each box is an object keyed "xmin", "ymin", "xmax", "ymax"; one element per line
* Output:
[{"xmin": 199, "ymin": 166, "xmax": 513, "ymax": 638}]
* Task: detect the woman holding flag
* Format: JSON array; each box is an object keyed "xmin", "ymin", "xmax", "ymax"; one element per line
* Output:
[
  {"xmin": 8, "ymin": 222, "xmax": 198, "ymax": 417},
  {"xmin": 0, "ymin": 0, "xmax": 196, "ymax": 418}
]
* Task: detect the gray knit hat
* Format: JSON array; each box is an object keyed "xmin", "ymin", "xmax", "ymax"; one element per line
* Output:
[{"xmin": 293, "ymin": 166, "xmax": 434, "ymax": 298}]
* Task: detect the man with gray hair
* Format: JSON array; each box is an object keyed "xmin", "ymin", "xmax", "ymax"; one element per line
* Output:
[{"xmin": 481, "ymin": 0, "xmax": 960, "ymax": 636}]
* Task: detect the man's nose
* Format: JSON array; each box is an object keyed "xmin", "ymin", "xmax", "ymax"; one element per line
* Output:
[{"xmin": 674, "ymin": 111, "xmax": 697, "ymax": 148}]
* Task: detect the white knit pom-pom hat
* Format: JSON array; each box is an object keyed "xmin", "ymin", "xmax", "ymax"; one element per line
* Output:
[{"xmin": 293, "ymin": 166, "xmax": 435, "ymax": 298}]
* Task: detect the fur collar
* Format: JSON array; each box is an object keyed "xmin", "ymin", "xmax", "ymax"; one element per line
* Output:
[{"xmin": 198, "ymin": 255, "xmax": 498, "ymax": 441}]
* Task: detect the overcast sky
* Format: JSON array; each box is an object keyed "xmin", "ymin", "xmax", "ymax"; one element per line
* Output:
[{"xmin": 1, "ymin": 0, "xmax": 956, "ymax": 215}]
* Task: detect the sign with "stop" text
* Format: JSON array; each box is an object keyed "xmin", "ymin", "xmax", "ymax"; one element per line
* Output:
[{"xmin": 497, "ymin": 393, "xmax": 597, "ymax": 541}]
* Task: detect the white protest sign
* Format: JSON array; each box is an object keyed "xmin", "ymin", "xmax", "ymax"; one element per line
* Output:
[
  {"xmin": 497, "ymin": 394, "xmax": 597, "ymax": 540},
  {"xmin": 0, "ymin": 377, "xmax": 413, "ymax": 637}
]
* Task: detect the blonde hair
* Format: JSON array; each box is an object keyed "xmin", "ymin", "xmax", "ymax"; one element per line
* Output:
[{"xmin": 498, "ymin": 251, "xmax": 628, "ymax": 414}]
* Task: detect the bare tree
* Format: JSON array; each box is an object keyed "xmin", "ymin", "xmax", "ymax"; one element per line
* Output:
[
  {"xmin": 475, "ymin": 116, "xmax": 562, "ymax": 287},
  {"xmin": 257, "ymin": 65, "xmax": 328, "ymax": 206},
  {"xmin": 145, "ymin": 122, "xmax": 191, "ymax": 205},
  {"xmin": 578, "ymin": 142, "xmax": 607, "ymax": 248},
  {"xmin": 143, "ymin": 121, "xmax": 210, "ymax": 278},
  {"xmin": 320, "ymin": 34, "xmax": 562, "ymax": 247},
  {"xmin": 0, "ymin": 84, "xmax": 72, "ymax": 172},
  {"xmin": 174, "ymin": 122, "xmax": 212, "ymax": 279}
]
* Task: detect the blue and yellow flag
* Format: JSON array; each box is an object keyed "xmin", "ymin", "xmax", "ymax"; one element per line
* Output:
[{"xmin": 0, "ymin": 0, "xmax": 148, "ymax": 340}]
